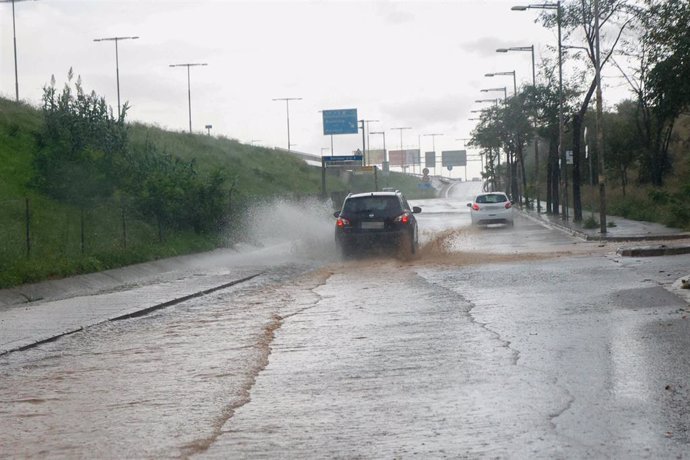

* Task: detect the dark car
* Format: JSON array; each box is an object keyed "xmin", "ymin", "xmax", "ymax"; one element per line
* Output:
[{"xmin": 333, "ymin": 190, "xmax": 422, "ymax": 258}]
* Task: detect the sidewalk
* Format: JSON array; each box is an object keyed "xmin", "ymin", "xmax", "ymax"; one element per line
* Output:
[{"xmin": 520, "ymin": 206, "xmax": 690, "ymax": 253}]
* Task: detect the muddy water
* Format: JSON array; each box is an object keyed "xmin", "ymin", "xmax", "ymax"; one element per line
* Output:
[
  {"xmin": 0, "ymin": 268, "xmax": 332, "ymax": 458},
  {"xmin": 0, "ymin": 189, "xmax": 611, "ymax": 457}
]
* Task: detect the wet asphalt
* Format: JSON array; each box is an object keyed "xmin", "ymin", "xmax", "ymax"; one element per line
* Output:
[{"xmin": 1, "ymin": 181, "xmax": 689, "ymax": 458}]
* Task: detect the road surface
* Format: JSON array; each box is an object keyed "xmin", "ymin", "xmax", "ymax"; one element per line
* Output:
[{"xmin": 1, "ymin": 181, "xmax": 688, "ymax": 458}]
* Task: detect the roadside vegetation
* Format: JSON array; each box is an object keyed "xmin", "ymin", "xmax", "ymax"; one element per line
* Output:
[
  {"xmin": 0, "ymin": 74, "xmax": 428, "ymax": 289},
  {"xmin": 469, "ymin": 0, "xmax": 690, "ymax": 230}
]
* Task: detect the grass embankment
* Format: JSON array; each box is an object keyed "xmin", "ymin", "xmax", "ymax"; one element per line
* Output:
[
  {"xmin": 579, "ymin": 115, "xmax": 690, "ymax": 230},
  {"xmin": 0, "ymin": 98, "xmax": 432, "ymax": 288}
]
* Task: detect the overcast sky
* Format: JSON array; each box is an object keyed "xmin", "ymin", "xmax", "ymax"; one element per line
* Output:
[{"xmin": 1, "ymin": 0, "xmax": 629, "ymax": 178}]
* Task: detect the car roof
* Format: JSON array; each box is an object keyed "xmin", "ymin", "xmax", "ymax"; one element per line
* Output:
[
  {"xmin": 475, "ymin": 192, "xmax": 508, "ymax": 196},
  {"xmin": 347, "ymin": 191, "xmax": 400, "ymax": 199}
]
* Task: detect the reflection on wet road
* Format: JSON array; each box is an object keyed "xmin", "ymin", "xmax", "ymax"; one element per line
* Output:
[{"xmin": 1, "ymin": 181, "xmax": 688, "ymax": 457}]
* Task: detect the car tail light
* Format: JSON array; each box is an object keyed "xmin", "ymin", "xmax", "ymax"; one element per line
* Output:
[
  {"xmin": 504, "ymin": 202, "xmax": 512, "ymax": 209},
  {"xmin": 394, "ymin": 212, "xmax": 410, "ymax": 224},
  {"xmin": 472, "ymin": 203, "xmax": 480, "ymax": 211},
  {"xmin": 336, "ymin": 217, "xmax": 350, "ymax": 227}
]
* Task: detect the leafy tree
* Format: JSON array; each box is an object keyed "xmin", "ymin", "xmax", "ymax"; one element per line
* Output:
[
  {"xmin": 639, "ymin": 0, "xmax": 690, "ymax": 185},
  {"xmin": 540, "ymin": 0, "xmax": 636, "ymax": 220}
]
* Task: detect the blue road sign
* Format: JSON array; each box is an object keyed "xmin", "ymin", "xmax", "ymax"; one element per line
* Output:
[
  {"xmin": 323, "ymin": 109, "xmax": 358, "ymax": 135},
  {"xmin": 323, "ymin": 155, "xmax": 363, "ymax": 162}
]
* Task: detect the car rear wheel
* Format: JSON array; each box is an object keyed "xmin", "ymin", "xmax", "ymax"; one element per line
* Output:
[{"xmin": 397, "ymin": 232, "xmax": 415, "ymax": 261}]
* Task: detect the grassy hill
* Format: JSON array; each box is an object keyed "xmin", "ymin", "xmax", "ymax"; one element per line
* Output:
[{"xmin": 0, "ymin": 97, "xmax": 429, "ymax": 288}]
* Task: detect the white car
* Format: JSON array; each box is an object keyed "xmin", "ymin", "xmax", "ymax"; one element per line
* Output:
[{"xmin": 467, "ymin": 192, "xmax": 514, "ymax": 226}]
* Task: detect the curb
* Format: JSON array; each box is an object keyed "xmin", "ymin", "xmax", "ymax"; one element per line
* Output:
[
  {"xmin": 0, "ymin": 272, "xmax": 263, "ymax": 357},
  {"xmin": 519, "ymin": 210, "xmax": 690, "ymax": 246},
  {"xmin": 616, "ymin": 245, "xmax": 690, "ymax": 257}
]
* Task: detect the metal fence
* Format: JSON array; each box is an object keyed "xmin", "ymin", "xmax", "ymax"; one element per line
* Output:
[{"xmin": 0, "ymin": 197, "xmax": 159, "ymax": 264}]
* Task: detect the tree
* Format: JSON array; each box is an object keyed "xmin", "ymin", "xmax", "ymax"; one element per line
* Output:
[
  {"xmin": 540, "ymin": 0, "xmax": 636, "ymax": 220},
  {"xmin": 639, "ymin": 0, "xmax": 690, "ymax": 185}
]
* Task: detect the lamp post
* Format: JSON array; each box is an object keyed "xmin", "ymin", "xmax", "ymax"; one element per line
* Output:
[
  {"xmin": 370, "ymin": 131, "xmax": 387, "ymax": 164},
  {"xmin": 362, "ymin": 119, "xmax": 379, "ymax": 165},
  {"xmin": 2, "ymin": 0, "xmax": 37, "ymax": 102},
  {"xmin": 456, "ymin": 138, "xmax": 472, "ymax": 180},
  {"xmin": 512, "ymin": 1, "xmax": 565, "ymax": 219},
  {"xmin": 594, "ymin": 0, "xmax": 607, "ymax": 233},
  {"xmin": 475, "ymin": 98, "xmax": 500, "ymax": 106},
  {"xmin": 497, "ymin": 45, "xmax": 539, "ymax": 211},
  {"xmin": 169, "ymin": 63, "xmax": 208, "ymax": 134},
  {"xmin": 481, "ymin": 87, "xmax": 508, "ymax": 102},
  {"xmin": 423, "ymin": 133, "xmax": 443, "ymax": 176},
  {"xmin": 94, "ymin": 35, "xmax": 139, "ymax": 117},
  {"xmin": 272, "ymin": 97, "xmax": 302, "ymax": 152},
  {"xmin": 496, "ymin": 46, "xmax": 535, "ymax": 86},
  {"xmin": 485, "ymin": 71, "xmax": 517, "ymax": 96},
  {"xmin": 391, "ymin": 127, "xmax": 412, "ymax": 172}
]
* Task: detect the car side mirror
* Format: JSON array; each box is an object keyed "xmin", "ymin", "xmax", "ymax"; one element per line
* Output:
[
  {"xmin": 466, "ymin": 202, "xmax": 472, "ymax": 207},
  {"xmin": 333, "ymin": 211, "xmax": 340, "ymax": 218},
  {"xmin": 412, "ymin": 206, "xmax": 422, "ymax": 213}
]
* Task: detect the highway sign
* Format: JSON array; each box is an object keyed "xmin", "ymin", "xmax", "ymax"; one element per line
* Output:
[
  {"xmin": 322, "ymin": 109, "xmax": 358, "ymax": 135},
  {"xmin": 442, "ymin": 150, "xmax": 467, "ymax": 167},
  {"xmin": 425, "ymin": 151, "xmax": 435, "ymax": 168},
  {"xmin": 323, "ymin": 155, "xmax": 363, "ymax": 167}
]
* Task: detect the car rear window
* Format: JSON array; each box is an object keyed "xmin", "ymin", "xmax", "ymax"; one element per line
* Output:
[
  {"xmin": 343, "ymin": 196, "xmax": 402, "ymax": 216},
  {"xmin": 476, "ymin": 194, "xmax": 507, "ymax": 204}
]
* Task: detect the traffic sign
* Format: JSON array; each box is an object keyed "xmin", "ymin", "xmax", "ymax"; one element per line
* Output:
[
  {"xmin": 323, "ymin": 155, "xmax": 362, "ymax": 162},
  {"xmin": 322, "ymin": 109, "xmax": 358, "ymax": 135}
]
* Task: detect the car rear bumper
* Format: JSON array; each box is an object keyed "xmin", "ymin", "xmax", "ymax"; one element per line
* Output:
[{"xmin": 335, "ymin": 229, "xmax": 409, "ymax": 248}]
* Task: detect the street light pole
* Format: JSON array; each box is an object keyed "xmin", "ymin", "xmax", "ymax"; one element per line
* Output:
[
  {"xmin": 2, "ymin": 0, "xmax": 36, "ymax": 102},
  {"xmin": 362, "ymin": 119, "xmax": 379, "ymax": 165},
  {"xmin": 594, "ymin": 0, "xmax": 607, "ymax": 233},
  {"xmin": 481, "ymin": 87, "xmax": 508, "ymax": 101},
  {"xmin": 485, "ymin": 71, "xmax": 517, "ymax": 96},
  {"xmin": 170, "ymin": 63, "xmax": 208, "ymax": 134},
  {"xmin": 512, "ymin": 2, "xmax": 564, "ymax": 218},
  {"xmin": 272, "ymin": 97, "xmax": 302, "ymax": 152},
  {"xmin": 423, "ymin": 133, "xmax": 443, "ymax": 176},
  {"xmin": 391, "ymin": 127, "xmax": 412, "ymax": 172},
  {"xmin": 94, "ymin": 35, "xmax": 139, "ymax": 117},
  {"xmin": 370, "ymin": 131, "xmax": 387, "ymax": 164},
  {"xmin": 497, "ymin": 45, "xmax": 539, "ymax": 211}
]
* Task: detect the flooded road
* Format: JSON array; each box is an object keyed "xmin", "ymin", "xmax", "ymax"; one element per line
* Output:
[{"xmin": 1, "ymin": 182, "xmax": 689, "ymax": 458}]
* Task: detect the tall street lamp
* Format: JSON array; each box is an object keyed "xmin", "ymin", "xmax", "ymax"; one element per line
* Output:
[
  {"xmin": 94, "ymin": 36, "xmax": 139, "ymax": 117},
  {"xmin": 496, "ymin": 46, "xmax": 535, "ymax": 86},
  {"xmin": 272, "ymin": 97, "xmax": 302, "ymax": 152},
  {"xmin": 2, "ymin": 0, "xmax": 37, "ymax": 102},
  {"xmin": 485, "ymin": 71, "xmax": 517, "ymax": 96},
  {"xmin": 481, "ymin": 87, "xmax": 508, "ymax": 101},
  {"xmin": 424, "ymin": 133, "xmax": 444, "ymax": 177},
  {"xmin": 362, "ymin": 119, "xmax": 379, "ymax": 165},
  {"xmin": 370, "ymin": 131, "xmax": 386, "ymax": 164},
  {"xmin": 512, "ymin": 1, "xmax": 565, "ymax": 219},
  {"xmin": 391, "ymin": 127, "xmax": 412, "ymax": 172},
  {"xmin": 170, "ymin": 63, "xmax": 208, "ymax": 134},
  {"xmin": 475, "ymin": 98, "xmax": 500, "ymax": 106},
  {"xmin": 497, "ymin": 45, "xmax": 539, "ymax": 211}
]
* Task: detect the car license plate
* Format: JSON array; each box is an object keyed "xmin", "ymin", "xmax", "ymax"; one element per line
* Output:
[{"xmin": 361, "ymin": 221, "xmax": 384, "ymax": 230}]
